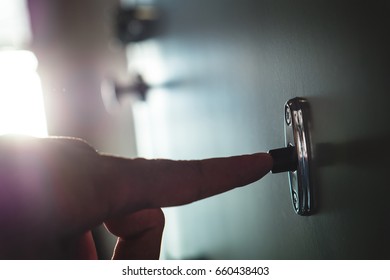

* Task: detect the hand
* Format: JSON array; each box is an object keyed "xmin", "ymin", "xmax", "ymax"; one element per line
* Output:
[{"xmin": 0, "ymin": 136, "xmax": 272, "ymax": 259}]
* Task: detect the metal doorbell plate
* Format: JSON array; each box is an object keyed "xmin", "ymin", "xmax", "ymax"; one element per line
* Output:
[{"xmin": 285, "ymin": 97, "xmax": 313, "ymax": 215}]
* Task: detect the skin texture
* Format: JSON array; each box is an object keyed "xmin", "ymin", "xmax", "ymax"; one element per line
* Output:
[{"xmin": 0, "ymin": 136, "xmax": 273, "ymax": 259}]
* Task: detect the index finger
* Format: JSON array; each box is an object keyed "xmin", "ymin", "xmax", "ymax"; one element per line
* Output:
[{"xmin": 98, "ymin": 153, "xmax": 273, "ymax": 217}]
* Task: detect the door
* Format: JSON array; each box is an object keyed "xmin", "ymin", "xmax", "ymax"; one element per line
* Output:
[{"xmin": 130, "ymin": 0, "xmax": 390, "ymax": 259}]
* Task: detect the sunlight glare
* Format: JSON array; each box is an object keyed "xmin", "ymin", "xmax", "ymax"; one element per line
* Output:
[{"xmin": 0, "ymin": 50, "xmax": 48, "ymax": 137}]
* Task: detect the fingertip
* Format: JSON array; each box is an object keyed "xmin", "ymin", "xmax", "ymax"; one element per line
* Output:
[
  {"xmin": 264, "ymin": 152, "xmax": 274, "ymax": 170},
  {"xmin": 253, "ymin": 152, "xmax": 274, "ymax": 176}
]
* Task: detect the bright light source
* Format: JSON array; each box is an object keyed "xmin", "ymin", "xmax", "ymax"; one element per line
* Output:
[
  {"xmin": 0, "ymin": 50, "xmax": 48, "ymax": 137},
  {"xmin": 0, "ymin": 0, "xmax": 31, "ymax": 46}
]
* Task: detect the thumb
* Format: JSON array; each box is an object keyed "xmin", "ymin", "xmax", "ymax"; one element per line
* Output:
[{"xmin": 105, "ymin": 208, "xmax": 165, "ymax": 260}]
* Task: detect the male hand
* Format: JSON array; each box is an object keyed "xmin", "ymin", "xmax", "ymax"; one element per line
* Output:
[{"xmin": 0, "ymin": 136, "xmax": 272, "ymax": 259}]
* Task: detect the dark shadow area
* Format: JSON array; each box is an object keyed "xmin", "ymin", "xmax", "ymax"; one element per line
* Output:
[{"xmin": 316, "ymin": 134, "xmax": 390, "ymax": 168}]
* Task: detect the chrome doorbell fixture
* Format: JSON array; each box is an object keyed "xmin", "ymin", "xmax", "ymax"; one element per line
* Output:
[{"xmin": 269, "ymin": 97, "xmax": 314, "ymax": 215}]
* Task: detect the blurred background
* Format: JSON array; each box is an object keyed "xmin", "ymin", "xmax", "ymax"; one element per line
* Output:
[{"xmin": 1, "ymin": 0, "xmax": 390, "ymax": 259}]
